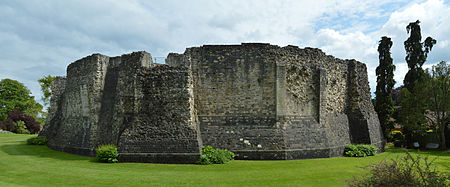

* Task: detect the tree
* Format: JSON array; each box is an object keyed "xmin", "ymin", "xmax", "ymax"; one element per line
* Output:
[
  {"xmin": 38, "ymin": 75, "xmax": 55, "ymax": 107},
  {"xmin": 4, "ymin": 109, "xmax": 41, "ymax": 134},
  {"xmin": 428, "ymin": 61, "xmax": 449, "ymax": 149},
  {"xmin": 38, "ymin": 75, "xmax": 55, "ymax": 124},
  {"xmin": 401, "ymin": 20, "xmax": 436, "ymax": 147},
  {"xmin": 0, "ymin": 121, "xmax": 6, "ymax": 130},
  {"xmin": 398, "ymin": 81, "xmax": 430, "ymax": 147},
  {"xmin": 0, "ymin": 79, "xmax": 43, "ymax": 121},
  {"xmin": 375, "ymin": 36, "xmax": 396, "ymax": 138},
  {"xmin": 403, "ymin": 20, "xmax": 436, "ymax": 92}
]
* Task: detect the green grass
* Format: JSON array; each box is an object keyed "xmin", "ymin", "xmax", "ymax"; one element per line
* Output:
[{"xmin": 1, "ymin": 134, "xmax": 449, "ymax": 187}]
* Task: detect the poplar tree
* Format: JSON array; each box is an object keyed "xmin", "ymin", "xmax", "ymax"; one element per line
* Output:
[
  {"xmin": 401, "ymin": 20, "xmax": 436, "ymax": 147},
  {"xmin": 375, "ymin": 36, "xmax": 396, "ymax": 138}
]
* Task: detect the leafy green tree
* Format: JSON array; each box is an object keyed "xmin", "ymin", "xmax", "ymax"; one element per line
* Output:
[
  {"xmin": 398, "ymin": 82, "xmax": 429, "ymax": 147},
  {"xmin": 38, "ymin": 75, "xmax": 55, "ymax": 124},
  {"xmin": 401, "ymin": 20, "xmax": 436, "ymax": 147},
  {"xmin": 428, "ymin": 61, "xmax": 449, "ymax": 149},
  {"xmin": 0, "ymin": 79, "xmax": 43, "ymax": 121},
  {"xmin": 375, "ymin": 36, "xmax": 396, "ymax": 138},
  {"xmin": 403, "ymin": 20, "xmax": 436, "ymax": 92},
  {"xmin": 38, "ymin": 75, "xmax": 55, "ymax": 107}
]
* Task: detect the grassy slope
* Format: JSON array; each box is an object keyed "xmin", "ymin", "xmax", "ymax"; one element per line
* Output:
[{"xmin": 0, "ymin": 134, "xmax": 449, "ymax": 187}]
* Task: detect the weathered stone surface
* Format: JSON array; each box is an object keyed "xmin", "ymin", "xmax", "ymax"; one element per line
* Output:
[
  {"xmin": 41, "ymin": 52, "xmax": 202, "ymax": 163},
  {"xmin": 118, "ymin": 65, "xmax": 202, "ymax": 163},
  {"xmin": 41, "ymin": 43, "xmax": 384, "ymax": 163}
]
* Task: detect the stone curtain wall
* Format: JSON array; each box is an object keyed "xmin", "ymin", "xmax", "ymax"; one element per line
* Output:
[
  {"xmin": 189, "ymin": 44, "xmax": 277, "ymax": 116},
  {"xmin": 281, "ymin": 46, "xmax": 348, "ymax": 116},
  {"xmin": 278, "ymin": 46, "xmax": 351, "ymax": 158},
  {"xmin": 184, "ymin": 44, "xmax": 284, "ymax": 159},
  {"xmin": 42, "ymin": 43, "xmax": 383, "ymax": 162},
  {"xmin": 42, "ymin": 52, "xmax": 203, "ymax": 162},
  {"xmin": 118, "ymin": 65, "xmax": 202, "ymax": 163},
  {"xmin": 167, "ymin": 43, "xmax": 382, "ymax": 159}
]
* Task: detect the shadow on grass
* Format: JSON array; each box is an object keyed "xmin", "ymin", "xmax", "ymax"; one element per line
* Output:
[
  {"xmin": 0, "ymin": 143, "xmax": 94, "ymax": 162},
  {"xmin": 385, "ymin": 148, "xmax": 450, "ymax": 157}
]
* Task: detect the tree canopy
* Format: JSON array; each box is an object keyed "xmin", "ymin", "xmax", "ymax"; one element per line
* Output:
[
  {"xmin": 398, "ymin": 80, "xmax": 430, "ymax": 145},
  {"xmin": 0, "ymin": 79, "xmax": 43, "ymax": 121},
  {"xmin": 403, "ymin": 20, "xmax": 436, "ymax": 92},
  {"xmin": 38, "ymin": 75, "xmax": 55, "ymax": 107},
  {"xmin": 3, "ymin": 109, "xmax": 41, "ymax": 134},
  {"xmin": 428, "ymin": 61, "xmax": 449, "ymax": 149}
]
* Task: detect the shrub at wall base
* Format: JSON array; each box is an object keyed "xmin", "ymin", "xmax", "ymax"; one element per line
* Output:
[
  {"xmin": 198, "ymin": 146, "xmax": 235, "ymax": 165},
  {"xmin": 96, "ymin": 145, "xmax": 118, "ymax": 163},
  {"xmin": 27, "ymin": 136, "xmax": 47, "ymax": 145},
  {"xmin": 344, "ymin": 144, "xmax": 377, "ymax": 157}
]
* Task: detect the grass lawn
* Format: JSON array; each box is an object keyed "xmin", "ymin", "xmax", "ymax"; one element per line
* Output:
[{"xmin": 1, "ymin": 134, "xmax": 449, "ymax": 186}]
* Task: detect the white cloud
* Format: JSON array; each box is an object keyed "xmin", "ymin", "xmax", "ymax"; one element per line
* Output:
[
  {"xmin": 306, "ymin": 0, "xmax": 450, "ymax": 94},
  {"xmin": 0, "ymin": 0, "xmax": 449, "ymax": 104},
  {"xmin": 310, "ymin": 29, "xmax": 377, "ymax": 60},
  {"xmin": 377, "ymin": 0, "xmax": 450, "ymax": 87}
]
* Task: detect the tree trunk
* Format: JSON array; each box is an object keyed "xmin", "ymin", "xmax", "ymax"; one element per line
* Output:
[{"xmin": 440, "ymin": 123, "xmax": 447, "ymax": 150}]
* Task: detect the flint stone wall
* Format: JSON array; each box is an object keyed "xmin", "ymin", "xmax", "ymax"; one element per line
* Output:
[
  {"xmin": 167, "ymin": 43, "xmax": 383, "ymax": 159},
  {"xmin": 41, "ymin": 43, "xmax": 384, "ymax": 163},
  {"xmin": 41, "ymin": 52, "xmax": 202, "ymax": 163},
  {"xmin": 118, "ymin": 65, "xmax": 202, "ymax": 163}
]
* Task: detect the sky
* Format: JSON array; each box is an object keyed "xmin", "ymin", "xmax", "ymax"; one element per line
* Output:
[{"xmin": 1, "ymin": 0, "xmax": 449, "ymax": 106}]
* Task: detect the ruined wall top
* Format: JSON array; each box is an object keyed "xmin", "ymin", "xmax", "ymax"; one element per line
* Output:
[{"xmin": 167, "ymin": 43, "xmax": 363, "ymax": 68}]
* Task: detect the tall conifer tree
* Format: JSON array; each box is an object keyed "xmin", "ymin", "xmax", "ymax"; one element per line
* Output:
[
  {"xmin": 401, "ymin": 20, "xmax": 436, "ymax": 147},
  {"xmin": 375, "ymin": 36, "xmax": 396, "ymax": 138},
  {"xmin": 403, "ymin": 20, "xmax": 436, "ymax": 92}
]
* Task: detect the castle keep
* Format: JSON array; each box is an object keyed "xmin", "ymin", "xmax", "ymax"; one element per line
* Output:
[{"xmin": 40, "ymin": 43, "xmax": 384, "ymax": 163}]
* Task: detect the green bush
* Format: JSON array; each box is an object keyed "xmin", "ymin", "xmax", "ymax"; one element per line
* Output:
[
  {"xmin": 14, "ymin": 120, "xmax": 30, "ymax": 134},
  {"xmin": 27, "ymin": 136, "xmax": 47, "ymax": 145},
  {"xmin": 390, "ymin": 131, "xmax": 406, "ymax": 147},
  {"xmin": 96, "ymin": 145, "xmax": 118, "ymax": 163},
  {"xmin": 347, "ymin": 152, "xmax": 450, "ymax": 186},
  {"xmin": 345, "ymin": 144, "xmax": 377, "ymax": 157},
  {"xmin": 198, "ymin": 145, "xmax": 235, "ymax": 165}
]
